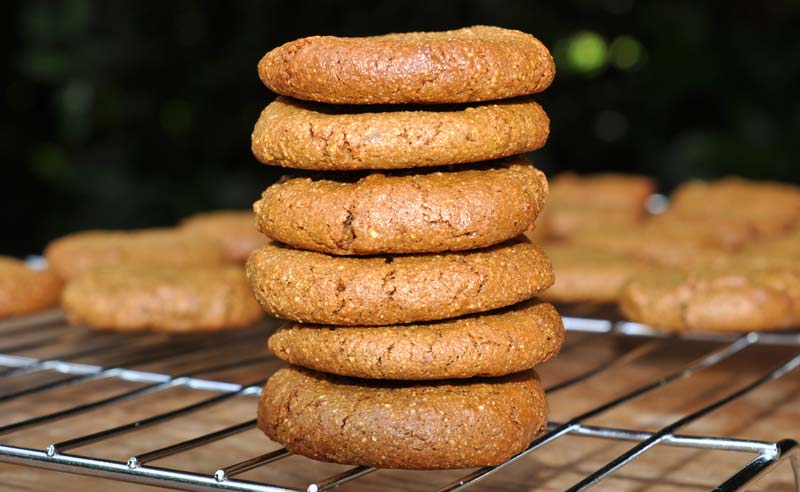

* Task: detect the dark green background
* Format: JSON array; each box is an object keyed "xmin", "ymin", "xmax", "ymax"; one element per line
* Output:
[{"xmin": 2, "ymin": 1, "xmax": 799, "ymax": 255}]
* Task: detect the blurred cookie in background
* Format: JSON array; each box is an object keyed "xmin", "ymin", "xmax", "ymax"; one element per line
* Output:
[
  {"xmin": 44, "ymin": 228, "xmax": 230, "ymax": 280},
  {"xmin": 668, "ymin": 177, "xmax": 800, "ymax": 239},
  {"xmin": 619, "ymin": 255, "xmax": 800, "ymax": 332},
  {"xmin": 534, "ymin": 172, "xmax": 655, "ymax": 240},
  {"xmin": 567, "ymin": 224, "xmax": 728, "ymax": 270},
  {"xmin": 534, "ymin": 241, "xmax": 649, "ymax": 304},
  {"xmin": 62, "ymin": 265, "xmax": 263, "ymax": 332},
  {"xmin": 179, "ymin": 210, "xmax": 267, "ymax": 262},
  {"xmin": 0, "ymin": 256, "xmax": 63, "ymax": 318}
]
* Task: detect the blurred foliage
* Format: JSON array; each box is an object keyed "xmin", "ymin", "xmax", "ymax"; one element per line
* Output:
[{"xmin": 1, "ymin": 0, "xmax": 799, "ymax": 254}]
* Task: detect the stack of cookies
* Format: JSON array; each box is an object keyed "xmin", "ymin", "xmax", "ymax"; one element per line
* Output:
[{"xmin": 246, "ymin": 26, "xmax": 564, "ymax": 469}]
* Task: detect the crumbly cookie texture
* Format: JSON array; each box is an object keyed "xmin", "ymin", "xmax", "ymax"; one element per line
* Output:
[
  {"xmin": 619, "ymin": 256, "xmax": 800, "ymax": 332},
  {"xmin": 62, "ymin": 265, "xmax": 263, "ymax": 332},
  {"xmin": 246, "ymin": 238, "xmax": 554, "ymax": 326},
  {"xmin": 268, "ymin": 300, "xmax": 563, "ymax": 380},
  {"xmin": 258, "ymin": 366, "xmax": 547, "ymax": 469},
  {"xmin": 179, "ymin": 210, "xmax": 267, "ymax": 262},
  {"xmin": 0, "ymin": 257, "xmax": 63, "ymax": 318},
  {"xmin": 45, "ymin": 228, "xmax": 230, "ymax": 280},
  {"xmin": 251, "ymin": 96, "xmax": 549, "ymax": 170},
  {"xmin": 258, "ymin": 26, "xmax": 555, "ymax": 104},
  {"xmin": 255, "ymin": 156, "xmax": 548, "ymax": 255}
]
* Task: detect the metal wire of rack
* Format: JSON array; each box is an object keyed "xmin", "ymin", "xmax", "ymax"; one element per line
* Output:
[{"xmin": 0, "ymin": 309, "xmax": 799, "ymax": 492}]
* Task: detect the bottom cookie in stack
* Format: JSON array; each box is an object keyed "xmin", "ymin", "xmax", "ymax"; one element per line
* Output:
[{"xmin": 259, "ymin": 366, "xmax": 548, "ymax": 469}]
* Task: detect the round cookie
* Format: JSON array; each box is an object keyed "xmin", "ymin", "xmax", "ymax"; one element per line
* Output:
[
  {"xmin": 62, "ymin": 265, "xmax": 264, "ymax": 332},
  {"xmin": 246, "ymin": 238, "xmax": 553, "ymax": 326},
  {"xmin": 537, "ymin": 172, "xmax": 655, "ymax": 240},
  {"xmin": 536, "ymin": 241, "xmax": 647, "ymax": 304},
  {"xmin": 179, "ymin": 210, "xmax": 267, "ymax": 262},
  {"xmin": 45, "ymin": 228, "xmax": 229, "ymax": 279},
  {"xmin": 619, "ymin": 257, "xmax": 800, "ymax": 332},
  {"xmin": 258, "ymin": 366, "xmax": 547, "ymax": 469},
  {"xmin": 255, "ymin": 156, "xmax": 548, "ymax": 255},
  {"xmin": 251, "ymin": 96, "xmax": 549, "ymax": 170},
  {"xmin": 268, "ymin": 300, "xmax": 563, "ymax": 380},
  {"xmin": 571, "ymin": 225, "xmax": 726, "ymax": 269},
  {"xmin": 669, "ymin": 177, "xmax": 800, "ymax": 238},
  {"xmin": 258, "ymin": 26, "xmax": 555, "ymax": 104},
  {"xmin": 0, "ymin": 257, "xmax": 63, "ymax": 318}
]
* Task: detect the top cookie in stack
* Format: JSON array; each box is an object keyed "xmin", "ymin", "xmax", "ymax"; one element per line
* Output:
[{"xmin": 246, "ymin": 26, "xmax": 560, "ymax": 470}]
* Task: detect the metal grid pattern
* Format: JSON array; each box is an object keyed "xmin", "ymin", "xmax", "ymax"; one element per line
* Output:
[{"xmin": 0, "ymin": 310, "xmax": 798, "ymax": 492}]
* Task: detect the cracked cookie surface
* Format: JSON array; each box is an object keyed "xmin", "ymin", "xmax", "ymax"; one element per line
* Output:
[
  {"xmin": 258, "ymin": 26, "xmax": 555, "ymax": 104},
  {"xmin": 251, "ymin": 96, "xmax": 549, "ymax": 170},
  {"xmin": 258, "ymin": 366, "xmax": 547, "ymax": 469},
  {"xmin": 268, "ymin": 299, "xmax": 563, "ymax": 379},
  {"xmin": 245, "ymin": 238, "xmax": 553, "ymax": 325},
  {"xmin": 254, "ymin": 155, "xmax": 548, "ymax": 255}
]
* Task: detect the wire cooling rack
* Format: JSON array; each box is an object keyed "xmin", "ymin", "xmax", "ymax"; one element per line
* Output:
[{"xmin": 0, "ymin": 308, "xmax": 799, "ymax": 492}]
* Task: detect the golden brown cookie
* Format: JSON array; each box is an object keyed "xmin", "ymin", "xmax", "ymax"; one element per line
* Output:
[
  {"xmin": 549, "ymin": 172, "xmax": 656, "ymax": 210},
  {"xmin": 258, "ymin": 26, "xmax": 555, "ymax": 104},
  {"xmin": 258, "ymin": 366, "xmax": 547, "ymax": 469},
  {"xmin": 268, "ymin": 300, "xmax": 563, "ymax": 380},
  {"xmin": 571, "ymin": 225, "xmax": 727, "ymax": 269},
  {"xmin": 246, "ymin": 238, "xmax": 553, "ymax": 326},
  {"xmin": 251, "ymin": 96, "xmax": 549, "ymax": 170},
  {"xmin": 534, "ymin": 207, "xmax": 644, "ymax": 241},
  {"xmin": 644, "ymin": 213, "xmax": 757, "ymax": 250},
  {"xmin": 668, "ymin": 177, "xmax": 800, "ymax": 238},
  {"xmin": 535, "ymin": 241, "xmax": 648, "ymax": 304},
  {"xmin": 0, "ymin": 257, "xmax": 63, "ymax": 318},
  {"xmin": 179, "ymin": 210, "xmax": 267, "ymax": 262},
  {"xmin": 254, "ymin": 156, "xmax": 548, "ymax": 255},
  {"xmin": 619, "ymin": 256, "xmax": 800, "ymax": 332},
  {"xmin": 536, "ymin": 172, "xmax": 655, "ymax": 240},
  {"xmin": 62, "ymin": 265, "xmax": 264, "ymax": 332},
  {"xmin": 45, "ymin": 228, "xmax": 229, "ymax": 280},
  {"xmin": 741, "ymin": 228, "xmax": 800, "ymax": 261}
]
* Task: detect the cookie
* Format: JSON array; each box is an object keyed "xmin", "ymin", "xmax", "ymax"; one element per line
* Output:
[
  {"xmin": 251, "ymin": 96, "xmax": 549, "ymax": 170},
  {"xmin": 741, "ymin": 228, "xmax": 800, "ymax": 261},
  {"xmin": 179, "ymin": 210, "xmax": 267, "ymax": 262},
  {"xmin": 644, "ymin": 213, "xmax": 756, "ymax": 250},
  {"xmin": 45, "ymin": 228, "xmax": 229, "ymax": 279},
  {"xmin": 619, "ymin": 256, "xmax": 800, "ymax": 332},
  {"xmin": 62, "ymin": 265, "xmax": 264, "ymax": 332},
  {"xmin": 258, "ymin": 366, "xmax": 547, "ymax": 469},
  {"xmin": 669, "ymin": 177, "xmax": 800, "ymax": 238},
  {"xmin": 268, "ymin": 300, "xmax": 563, "ymax": 380},
  {"xmin": 535, "ymin": 207, "xmax": 645, "ymax": 242},
  {"xmin": 571, "ymin": 225, "xmax": 726, "ymax": 269},
  {"xmin": 254, "ymin": 156, "xmax": 548, "ymax": 255},
  {"xmin": 537, "ymin": 173, "xmax": 655, "ymax": 240},
  {"xmin": 0, "ymin": 257, "xmax": 63, "ymax": 318},
  {"xmin": 246, "ymin": 238, "xmax": 553, "ymax": 325},
  {"xmin": 258, "ymin": 26, "xmax": 555, "ymax": 104},
  {"xmin": 535, "ymin": 241, "xmax": 647, "ymax": 304},
  {"xmin": 548, "ymin": 172, "xmax": 655, "ymax": 210}
]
